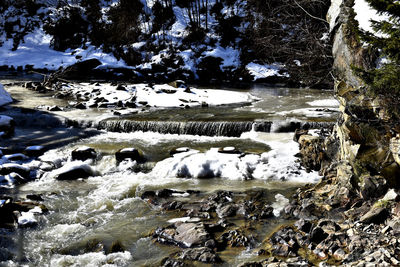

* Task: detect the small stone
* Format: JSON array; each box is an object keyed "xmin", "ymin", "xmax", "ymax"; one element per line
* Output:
[{"xmin": 333, "ymin": 248, "xmax": 346, "ymax": 261}]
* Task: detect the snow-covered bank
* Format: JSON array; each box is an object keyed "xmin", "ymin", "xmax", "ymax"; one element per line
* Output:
[
  {"xmin": 0, "ymin": 83, "xmax": 12, "ymax": 106},
  {"xmin": 57, "ymin": 82, "xmax": 258, "ymax": 109},
  {"xmin": 0, "ymin": 29, "xmax": 127, "ymax": 70}
]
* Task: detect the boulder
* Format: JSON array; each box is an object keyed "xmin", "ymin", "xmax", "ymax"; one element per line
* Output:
[
  {"xmin": 71, "ymin": 146, "xmax": 97, "ymax": 161},
  {"xmin": 168, "ymin": 80, "xmax": 187, "ymax": 89},
  {"xmin": 154, "ymin": 222, "xmax": 211, "ymax": 248},
  {"xmin": 359, "ymin": 175, "xmax": 388, "ymax": 200},
  {"xmin": 0, "ymin": 115, "xmax": 15, "ymax": 137},
  {"xmin": 360, "ymin": 207, "xmax": 389, "ymax": 224},
  {"xmin": 115, "ymin": 148, "xmax": 143, "ymax": 163},
  {"xmin": 53, "ymin": 163, "xmax": 95, "ymax": 180},
  {"xmin": 24, "ymin": 145, "xmax": 46, "ymax": 158},
  {"xmin": 0, "ymin": 163, "xmax": 30, "ymax": 178},
  {"xmin": 179, "ymin": 247, "xmax": 221, "ymax": 263}
]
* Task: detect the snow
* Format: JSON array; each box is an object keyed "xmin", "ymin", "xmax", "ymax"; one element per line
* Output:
[
  {"xmin": 0, "ymin": 28, "xmax": 127, "ymax": 70},
  {"xmin": 2, "ymin": 153, "xmax": 29, "ymax": 161},
  {"xmin": 150, "ymin": 140, "xmax": 320, "ymax": 182},
  {"xmin": 327, "ymin": 0, "xmax": 343, "ymax": 31},
  {"xmin": 0, "ymin": 84, "xmax": 13, "ymax": 106},
  {"xmin": 204, "ymin": 46, "xmax": 240, "ymax": 68},
  {"xmin": 306, "ymin": 99, "xmax": 339, "ymax": 107},
  {"xmin": 246, "ymin": 63, "xmax": 287, "ymax": 81},
  {"xmin": 354, "ymin": 0, "xmax": 389, "ymax": 34},
  {"xmin": 47, "ymin": 161, "xmax": 95, "ymax": 179},
  {"xmin": 59, "ymin": 82, "xmax": 257, "ymax": 109},
  {"xmin": 0, "ymin": 115, "xmax": 13, "ymax": 126},
  {"xmin": 18, "ymin": 211, "xmax": 37, "ymax": 226},
  {"xmin": 26, "ymin": 145, "xmax": 44, "ymax": 151}
]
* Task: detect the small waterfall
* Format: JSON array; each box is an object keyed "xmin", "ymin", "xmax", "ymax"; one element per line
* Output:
[
  {"xmin": 270, "ymin": 121, "xmax": 335, "ymax": 133},
  {"xmin": 97, "ymin": 120, "xmax": 273, "ymax": 137}
]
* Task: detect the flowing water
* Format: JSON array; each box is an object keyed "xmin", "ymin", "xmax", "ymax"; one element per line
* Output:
[{"xmin": 0, "ymin": 78, "xmax": 338, "ymax": 266}]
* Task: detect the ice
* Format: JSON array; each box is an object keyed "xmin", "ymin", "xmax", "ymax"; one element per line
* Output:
[{"xmin": 0, "ymin": 84, "xmax": 13, "ymax": 107}]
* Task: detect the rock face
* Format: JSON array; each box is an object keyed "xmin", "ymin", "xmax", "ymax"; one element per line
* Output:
[{"xmin": 257, "ymin": 2, "xmax": 400, "ymax": 266}]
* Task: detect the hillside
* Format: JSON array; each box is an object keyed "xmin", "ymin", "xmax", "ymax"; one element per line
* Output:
[{"xmin": 0, "ymin": 0, "xmax": 332, "ymax": 87}]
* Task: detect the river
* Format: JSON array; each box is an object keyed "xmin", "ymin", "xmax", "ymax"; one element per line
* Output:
[{"xmin": 0, "ymin": 76, "xmax": 337, "ymax": 266}]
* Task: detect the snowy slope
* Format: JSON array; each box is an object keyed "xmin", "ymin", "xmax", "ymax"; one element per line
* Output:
[
  {"xmin": 0, "ymin": 29, "xmax": 127, "ymax": 70},
  {"xmin": 0, "ymin": 83, "xmax": 13, "ymax": 106}
]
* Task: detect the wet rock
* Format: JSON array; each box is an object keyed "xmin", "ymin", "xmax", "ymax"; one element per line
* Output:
[
  {"xmin": 260, "ymin": 205, "xmax": 275, "ymax": 219},
  {"xmin": 170, "ymin": 147, "xmax": 190, "ymax": 156},
  {"xmin": 71, "ymin": 146, "xmax": 97, "ymax": 161},
  {"xmin": 294, "ymin": 129, "xmax": 309, "ymax": 142},
  {"xmin": 48, "ymin": 105, "xmax": 62, "ymax": 111},
  {"xmin": 220, "ymin": 229, "xmax": 255, "ymax": 248},
  {"xmin": 333, "ymin": 248, "xmax": 347, "ymax": 261},
  {"xmin": 26, "ymin": 194, "xmax": 43, "ymax": 202},
  {"xmin": 297, "ymin": 135, "xmax": 325, "ymax": 172},
  {"xmin": 310, "ymin": 226, "xmax": 329, "ymax": 244},
  {"xmin": 0, "ymin": 163, "xmax": 30, "ymax": 178},
  {"xmin": 109, "ymin": 241, "xmax": 125, "ymax": 253},
  {"xmin": 360, "ymin": 207, "xmax": 389, "ymax": 224},
  {"xmin": 216, "ymin": 203, "xmax": 237, "ymax": 218},
  {"xmin": 269, "ymin": 227, "xmax": 300, "ymax": 257},
  {"xmin": 160, "ymin": 258, "xmax": 186, "ymax": 267},
  {"xmin": 24, "ymin": 145, "xmax": 45, "ymax": 157},
  {"xmin": 154, "ymin": 222, "xmax": 211, "ymax": 248},
  {"xmin": 54, "ymin": 164, "xmax": 95, "ymax": 180},
  {"xmin": 115, "ymin": 148, "xmax": 143, "ymax": 163},
  {"xmin": 2, "ymin": 153, "xmax": 29, "ymax": 161},
  {"xmin": 359, "ymin": 175, "xmax": 388, "ymax": 200},
  {"xmin": 74, "ymin": 102, "xmax": 87, "ymax": 109},
  {"xmin": 178, "ymin": 247, "xmax": 221, "ymax": 263},
  {"xmin": 169, "ymin": 80, "xmax": 187, "ymax": 89},
  {"xmin": 295, "ymin": 219, "xmax": 313, "ymax": 233},
  {"xmin": 116, "ymin": 84, "xmax": 126, "ymax": 91}
]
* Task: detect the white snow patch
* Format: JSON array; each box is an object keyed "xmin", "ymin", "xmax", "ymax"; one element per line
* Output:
[
  {"xmin": 271, "ymin": 194, "xmax": 289, "ymax": 217},
  {"xmin": 47, "ymin": 161, "xmax": 95, "ymax": 179},
  {"xmin": 0, "ymin": 84, "xmax": 13, "ymax": 106},
  {"xmin": 205, "ymin": 46, "xmax": 240, "ymax": 68},
  {"xmin": 354, "ymin": 0, "xmax": 389, "ymax": 34},
  {"xmin": 60, "ymin": 82, "xmax": 257, "ymax": 109},
  {"xmin": 18, "ymin": 211, "xmax": 37, "ymax": 226},
  {"xmin": 0, "ymin": 28, "xmax": 127, "ymax": 70},
  {"xmin": 306, "ymin": 99, "xmax": 339, "ymax": 107},
  {"xmin": 246, "ymin": 63, "xmax": 287, "ymax": 81}
]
